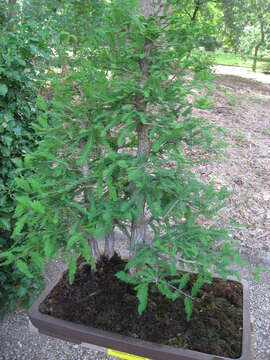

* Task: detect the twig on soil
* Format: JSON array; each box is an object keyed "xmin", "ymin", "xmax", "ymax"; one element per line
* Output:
[{"xmin": 256, "ymin": 232, "xmax": 270, "ymax": 240}]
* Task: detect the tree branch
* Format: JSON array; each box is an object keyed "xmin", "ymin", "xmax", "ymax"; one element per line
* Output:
[{"xmin": 191, "ymin": 0, "xmax": 201, "ymax": 21}]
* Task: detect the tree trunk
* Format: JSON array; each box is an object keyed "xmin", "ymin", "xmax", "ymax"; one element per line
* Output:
[
  {"xmin": 234, "ymin": 31, "xmax": 240, "ymax": 54},
  {"xmin": 130, "ymin": 1, "xmax": 165, "ymax": 258},
  {"xmin": 130, "ymin": 50, "xmax": 152, "ymax": 258},
  {"xmin": 90, "ymin": 239, "xmax": 101, "ymax": 262},
  {"xmin": 8, "ymin": 0, "xmax": 17, "ymax": 27},
  {"xmin": 252, "ymin": 21, "xmax": 264, "ymax": 72},
  {"xmin": 104, "ymin": 230, "xmax": 115, "ymax": 259},
  {"xmin": 140, "ymin": 0, "xmax": 164, "ymax": 17},
  {"xmin": 191, "ymin": 0, "xmax": 201, "ymax": 21},
  {"xmin": 80, "ymin": 135, "xmax": 101, "ymax": 262}
]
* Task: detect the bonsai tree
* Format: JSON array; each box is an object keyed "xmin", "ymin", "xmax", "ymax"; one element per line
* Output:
[{"xmin": 2, "ymin": 0, "xmax": 244, "ymax": 319}]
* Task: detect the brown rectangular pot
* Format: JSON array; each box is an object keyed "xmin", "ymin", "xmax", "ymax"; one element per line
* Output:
[{"xmin": 29, "ymin": 277, "xmax": 251, "ymax": 360}]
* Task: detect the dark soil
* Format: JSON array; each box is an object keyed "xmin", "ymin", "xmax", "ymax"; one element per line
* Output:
[{"xmin": 40, "ymin": 254, "xmax": 243, "ymax": 358}]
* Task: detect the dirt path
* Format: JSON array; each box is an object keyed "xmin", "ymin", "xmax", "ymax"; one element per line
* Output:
[
  {"xmin": 193, "ymin": 73, "xmax": 270, "ymax": 359},
  {"xmin": 215, "ymin": 64, "xmax": 270, "ymax": 84},
  {"xmin": 0, "ymin": 73, "xmax": 270, "ymax": 359},
  {"xmin": 195, "ymin": 73, "xmax": 270, "ymax": 253}
]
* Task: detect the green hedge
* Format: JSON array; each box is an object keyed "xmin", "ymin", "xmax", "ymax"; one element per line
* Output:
[{"xmin": 0, "ymin": 12, "xmax": 46, "ymax": 318}]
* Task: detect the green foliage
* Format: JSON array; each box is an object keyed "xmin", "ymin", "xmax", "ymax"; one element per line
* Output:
[
  {"xmin": 192, "ymin": 0, "xmax": 270, "ymax": 70},
  {"xmin": 69, "ymin": 256, "xmax": 77, "ymax": 284},
  {"xmin": 16, "ymin": 260, "xmax": 33, "ymax": 279},
  {"xmin": 184, "ymin": 297, "xmax": 193, "ymax": 322},
  {"xmin": 195, "ymin": 95, "xmax": 214, "ymax": 109},
  {"xmin": 0, "ymin": 4, "xmax": 49, "ymax": 318},
  {"xmin": 262, "ymin": 61, "xmax": 270, "ymax": 74},
  {"xmin": 218, "ymin": 0, "xmax": 270, "ymax": 69},
  {"xmin": 136, "ymin": 284, "xmax": 148, "ymax": 316}
]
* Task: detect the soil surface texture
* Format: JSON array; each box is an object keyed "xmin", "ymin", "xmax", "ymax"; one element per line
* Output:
[{"xmin": 40, "ymin": 254, "xmax": 243, "ymax": 359}]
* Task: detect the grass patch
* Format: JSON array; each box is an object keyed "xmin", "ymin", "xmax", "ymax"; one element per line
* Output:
[
  {"xmin": 223, "ymin": 89, "xmax": 237, "ymax": 106},
  {"xmin": 212, "ymin": 50, "xmax": 267, "ymax": 71},
  {"xmin": 195, "ymin": 95, "xmax": 214, "ymax": 110},
  {"xmin": 263, "ymin": 129, "xmax": 270, "ymax": 136}
]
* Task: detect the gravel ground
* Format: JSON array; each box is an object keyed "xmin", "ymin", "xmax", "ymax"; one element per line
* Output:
[
  {"xmin": 1, "ymin": 71, "xmax": 270, "ymax": 359},
  {"xmin": 0, "ymin": 259, "xmax": 114, "ymax": 360},
  {"xmin": 241, "ymin": 250, "xmax": 270, "ymax": 360}
]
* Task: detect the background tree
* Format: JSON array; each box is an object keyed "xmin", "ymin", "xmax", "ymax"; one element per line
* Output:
[
  {"xmin": 248, "ymin": 0, "xmax": 270, "ymax": 72},
  {"xmin": 212, "ymin": 0, "xmax": 270, "ymax": 71}
]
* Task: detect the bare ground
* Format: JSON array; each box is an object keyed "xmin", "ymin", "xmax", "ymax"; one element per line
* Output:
[
  {"xmin": 195, "ymin": 74, "xmax": 270, "ymax": 253},
  {"xmin": 194, "ymin": 74, "xmax": 270, "ymax": 359},
  {"xmin": 0, "ymin": 73, "xmax": 270, "ymax": 359},
  {"xmin": 215, "ymin": 65, "xmax": 270, "ymax": 84}
]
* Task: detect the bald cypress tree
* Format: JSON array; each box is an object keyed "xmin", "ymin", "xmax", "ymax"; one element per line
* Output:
[{"xmin": 5, "ymin": 0, "xmax": 244, "ymax": 319}]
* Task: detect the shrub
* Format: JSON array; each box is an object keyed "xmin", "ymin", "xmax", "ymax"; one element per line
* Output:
[{"xmin": 0, "ymin": 8, "xmax": 48, "ymax": 317}]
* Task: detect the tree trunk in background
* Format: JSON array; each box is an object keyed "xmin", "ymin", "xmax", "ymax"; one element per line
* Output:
[
  {"xmin": 252, "ymin": 21, "xmax": 264, "ymax": 72},
  {"xmin": 192, "ymin": 0, "xmax": 201, "ymax": 21},
  {"xmin": 8, "ymin": 0, "xmax": 17, "ymax": 26},
  {"xmin": 130, "ymin": 0, "xmax": 165, "ymax": 259},
  {"xmin": 234, "ymin": 31, "xmax": 240, "ymax": 54}
]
